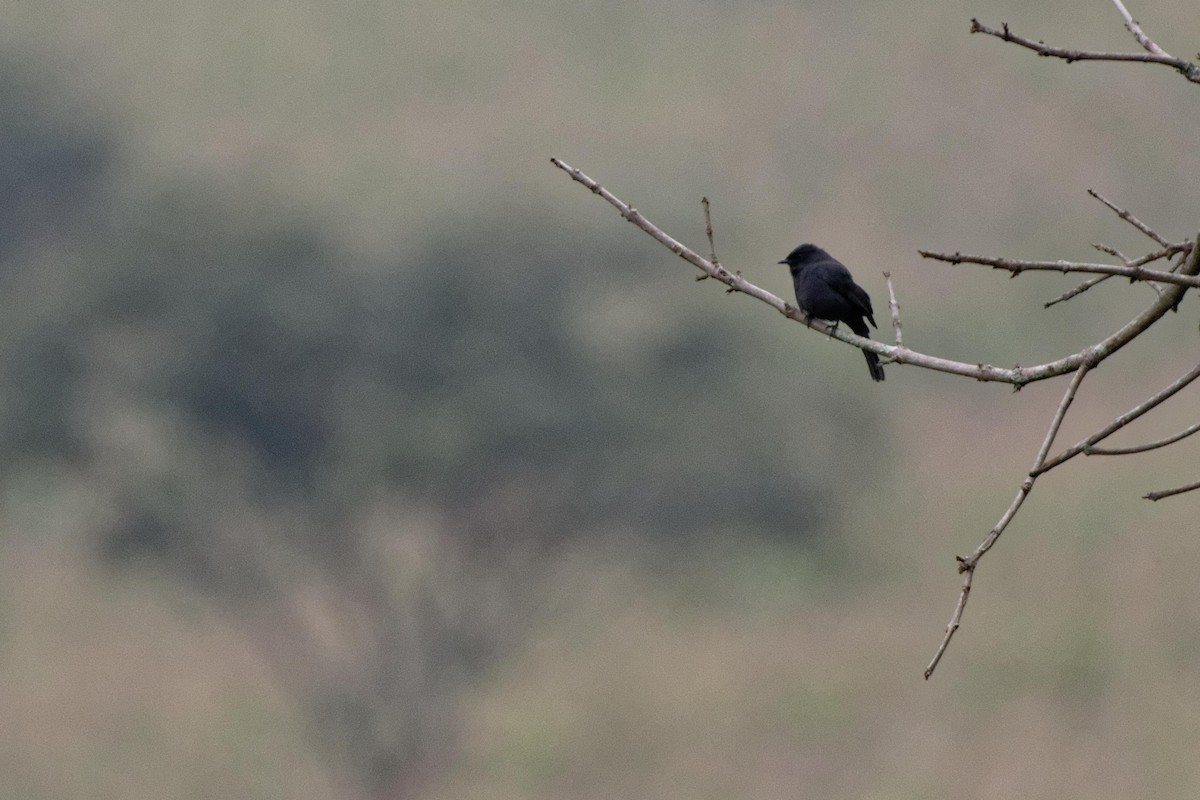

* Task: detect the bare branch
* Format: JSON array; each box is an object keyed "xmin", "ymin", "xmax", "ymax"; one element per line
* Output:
[
  {"xmin": 1144, "ymin": 479, "xmax": 1200, "ymax": 501},
  {"xmin": 928, "ymin": 235, "xmax": 1197, "ymax": 676},
  {"xmin": 1088, "ymin": 189, "xmax": 1172, "ymax": 248},
  {"xmin": 926, "ymin": 360, "xmax": 1092, "ymax": 679},
  {"xmin": 918, "ymin": 248, "xmax": 1197, "ymax": 288},
  {"xmin": 552, "ymin": 158, "xmax": 1195, "ymax": 388},
  {"xmin": 970, "ymin": 17, "xmax": 1200, "ymax": 84},
  {"xmin": 883, "ymin": 272, "xmax": 903, "ymax": 348},
  {"xmin": 1085, "ymin": 421, "xmax": 1200, "ymax": 456}
]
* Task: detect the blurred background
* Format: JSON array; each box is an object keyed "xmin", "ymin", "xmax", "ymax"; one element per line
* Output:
[{"xmin": 0, "ymin": 0, "xmax": 1198, "ymax": 797}]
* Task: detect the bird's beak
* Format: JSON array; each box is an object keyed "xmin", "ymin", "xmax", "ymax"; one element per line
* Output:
[{"xmin": 777, "ymin": 260, "xmax": 787, "ymax": 265}]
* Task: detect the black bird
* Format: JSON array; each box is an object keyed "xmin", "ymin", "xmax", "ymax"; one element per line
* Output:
[{"xmin": 779, "ymin": 243, "xmax": 885, "ymax": 382}]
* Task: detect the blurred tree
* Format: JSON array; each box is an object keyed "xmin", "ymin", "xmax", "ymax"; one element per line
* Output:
[
  {"xmin": 0, "ymin": 64, "xmax": 109, "ymax": 461},
  {"xmin": 0, "ymin": 63, "xmax": 881, "ymax": 795}
]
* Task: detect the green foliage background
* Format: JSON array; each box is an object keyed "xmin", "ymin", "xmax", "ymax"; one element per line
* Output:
[{"xmin": 0, "ymin": 1, "xmax": 1198, "ymax": 798}]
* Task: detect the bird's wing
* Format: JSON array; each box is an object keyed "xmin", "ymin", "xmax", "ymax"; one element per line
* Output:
[
  {"xmin": 815, "ymin": 261, "xmax": 877, "ymax": 328},
  {"xmin": 844, "ymin": 282, "xmax": 876, "ymax": 323}
]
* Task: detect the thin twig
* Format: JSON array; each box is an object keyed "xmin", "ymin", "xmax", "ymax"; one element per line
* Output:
[
  {"xmin": 1045, "ymin": 274, "xmax": 1113, "ymax": 308},
  {"xmin": 1085, "ymin": 420, "xmax": 1200, "ymax": 456},
  {"xmin": 1093, "ymin": 242, "xmax": 1129, "ymax": 261},
  {"xmin": 970, "ymin": 18, "xmax": 1200, "ymax": 84},
  {"xmin": 1170, "ymin": 249, "xmax": 1191, "ymax": 273},
  {"xmin": 1110, "ymin": 0, "xmax": 1170, "ymax": 58},
  {"xmin": 552, "ymin": 158, "xmax": 1195, "ymax": 386},
  {"xmin": 1144, "ymin": 479, "xmax": 1200, "ymax": 501},
  {"xmin": 1088, "ymin": 189, "xmax": 1171, "ymax": 248},
  {"xmin": 925, "ymin": 361, "xmax": 1092, "ymax": 679},
  {"xmin": 698, "ymin": 197, "xmax": 719, "ymax": 281},
  {"xmin": 1044, "ymin": 241, "xmax": 1138, "ymax": 308},
  {"xmin": 1092, "ymin": 241, "xmax": 1169, "ymax": 300},
  {"xmin": 883, "ymin": 272, "xmax": 903, "ymax": 348},
  {"xmin": 923, "ymin": 564, "xmax": 973, "ymax": 680}
]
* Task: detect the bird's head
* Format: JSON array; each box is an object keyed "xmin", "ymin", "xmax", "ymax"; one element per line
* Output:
[{"xmin": 778, "ymin": 243, "xmax": 826, "ymax": 269}]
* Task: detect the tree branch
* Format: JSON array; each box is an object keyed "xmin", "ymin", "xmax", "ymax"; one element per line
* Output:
[
  {"xmin": 970, "ymin": 16, "xmax": 1200, "ymax": 84},
  {"xmin": 924, "ymin": 237, "xmax": 1200, "ymax": 677},
  {"xmin": 918, "ymin": 248, "xmax": 1197, "ymax": 288},
  {"xmin": 552, "ymin": 158, "xmax": 1196, "ymax": 389}
]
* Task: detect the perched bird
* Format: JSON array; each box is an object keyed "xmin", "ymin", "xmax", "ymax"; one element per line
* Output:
[{"xmin": 779, "ymin": 243, "xmax": 885, "ymax": 382}]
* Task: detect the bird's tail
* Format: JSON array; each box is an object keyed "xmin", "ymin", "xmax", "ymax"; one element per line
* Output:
[{"xmin": 864, "ymin": 348, "xmax": 885, "ymax": 382}]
